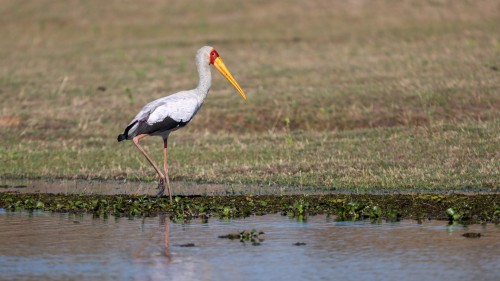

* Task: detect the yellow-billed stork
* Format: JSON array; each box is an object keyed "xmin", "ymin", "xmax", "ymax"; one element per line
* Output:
[{"xmin": 117, "ymin": 46, "xmax": 247, "ymax": 199}]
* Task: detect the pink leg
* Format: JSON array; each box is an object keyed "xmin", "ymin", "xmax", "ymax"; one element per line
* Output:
[
  {"xmin": 132, "ymin": 134, "xmax": 166, "ymax": 195},
  {"xmin": 163, "ymin": 137, "xmax": 172, "ymax": 200}
]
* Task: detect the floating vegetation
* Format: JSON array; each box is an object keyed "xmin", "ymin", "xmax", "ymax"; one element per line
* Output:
[
  {"xmin": 0, "ymin": 193, "xmax": 498, "ymax": 224},
  {"xmin": 446, "ymin": 208, "xmax": 466, "ymax": 223},
  {"xmin": 219, "ymin": 229, "xmax": 264, "ymax": 245},
  {"xmin": 462, "ymin": 233, "xmax": 481, "ymax": 238},
  {"xmin": 176, "ymin": 243, "xmax": 196, "ymax": 247},
  {"xmin": 335, "ymin": 202, "xmax": 384, "ymax": 222}
]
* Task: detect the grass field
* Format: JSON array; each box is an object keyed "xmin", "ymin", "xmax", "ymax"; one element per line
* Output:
[{"xmin": 0, "ymin": 0, "xmax": 499, "ymax": 192}]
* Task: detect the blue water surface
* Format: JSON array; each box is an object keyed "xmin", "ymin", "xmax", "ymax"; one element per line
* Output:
[{"xmin": 1, "ymin": 209, "xmax": 499, "ymax": 281}]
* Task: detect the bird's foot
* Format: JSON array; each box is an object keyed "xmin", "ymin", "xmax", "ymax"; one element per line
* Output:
[{"xmin": 156, "ymin": 178, "xmax": 166, "ymax": 198}]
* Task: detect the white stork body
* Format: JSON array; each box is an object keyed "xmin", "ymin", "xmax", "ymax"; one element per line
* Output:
[
  {"xmin": 121, "ymin": 90, "xmax": 200, "ymax": 139},
  {"xmin": 117, "ymin": 46, "xmax": 246, "ymax": 199}
]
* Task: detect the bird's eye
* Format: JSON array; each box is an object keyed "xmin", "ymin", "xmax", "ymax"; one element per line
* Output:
[{"xmin": 209, "ymin": 50, "xmax": 218, "ymax": 64}]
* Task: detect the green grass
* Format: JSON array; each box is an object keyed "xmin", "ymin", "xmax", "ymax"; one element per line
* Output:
[
  {"xmin": 1, "ymin": 121, "xmax": 498, "ymax": 192},
  {"xmin": 0, "ymin": 0, "xmax": 499, "ymax": 192}
]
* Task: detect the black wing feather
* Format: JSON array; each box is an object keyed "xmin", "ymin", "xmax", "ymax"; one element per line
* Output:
[{"xmin": 135, "ymin": 116, "xmax": 190, "ymax": 136}]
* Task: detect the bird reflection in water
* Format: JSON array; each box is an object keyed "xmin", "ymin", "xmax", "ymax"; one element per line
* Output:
[
  {"xmin": 133, "ymin": 214, "xmax": 171, "ymax": 261},
  {"xmin": 160, "ymin": 213, "xmax": 170, "ymax": 258}
]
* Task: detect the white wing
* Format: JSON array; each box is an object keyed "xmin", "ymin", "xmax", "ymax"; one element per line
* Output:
[
  {"xmin": 147, "ymin": 91, "xmax": 199, "ymax": 124},
  {"xmin": 120, "ymin": 90, "xmax": 201, "ymax": 139}
]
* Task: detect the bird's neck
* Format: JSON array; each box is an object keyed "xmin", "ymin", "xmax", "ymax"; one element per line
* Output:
[{"xmin": 195, "ymin": 62, "xmax": 211, "ymax": 102}]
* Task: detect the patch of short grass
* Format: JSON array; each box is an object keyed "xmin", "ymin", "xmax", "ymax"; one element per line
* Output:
[{"xmin": 1, "ymin": 120, "xmax": 498, "ymax": 192}]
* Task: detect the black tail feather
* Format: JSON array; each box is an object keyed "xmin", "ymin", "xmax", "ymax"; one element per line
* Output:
[
  {"xmin": 117, "ymin": 134, "xmax": 126, "ymax": 142},
  {"xmin": 117, "ymin": 120, "xmax": 138, "ymax": 142}
]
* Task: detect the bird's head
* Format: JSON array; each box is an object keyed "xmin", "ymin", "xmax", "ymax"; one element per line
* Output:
[{"xmin": 198, "ymin": 46, "xmax": 247, "ymax": 100}]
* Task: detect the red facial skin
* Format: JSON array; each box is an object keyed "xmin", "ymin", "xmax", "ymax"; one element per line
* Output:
[{"xmin": 209, "ymin": 49, "xmax": 219, "ymax": 65}]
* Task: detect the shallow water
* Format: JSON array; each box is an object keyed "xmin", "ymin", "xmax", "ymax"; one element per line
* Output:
[{"xmin": 1, "ymin": 210, "xmax": 499, "ymax": 281}]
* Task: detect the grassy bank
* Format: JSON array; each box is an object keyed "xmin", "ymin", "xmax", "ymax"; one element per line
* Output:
[
  {"xmin": 0, "ymin": 0, "xmax": 499, "ymax": 192},
  {"xmin": 1, "ymin": 121, "xmax": 498, "ymax": 192}
]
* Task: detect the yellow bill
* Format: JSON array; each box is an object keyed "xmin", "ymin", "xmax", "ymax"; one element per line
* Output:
[{"xmin": 213, "ymin": 57, "xmax": 247, "ymax": 100}]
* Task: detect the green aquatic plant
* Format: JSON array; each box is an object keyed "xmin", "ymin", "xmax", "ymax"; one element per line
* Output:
[
  {"xmin": 366, "ymin": 205, "xmax": 382, "ymax": 219},
  {"xmin": 0, "ymin": 193, "xmax": 499, "ymax": 224},
  {"xmin": 446, "ymin": 208, "xmax": 464, "ymax": 223},
  {"xmin": 3, "ymin": 197, "xmax": 45, "ymax": 212},
  {"xmin": 335, "ymin": 201, "xmax": 387, "ymax": 222},
  {"xmin": 35, "ymin": 201, "xmax": 45, "ymax": 209},
  {"xmin": 221, "ymin": 206, "xmax": 234, "ymax": 217},
  {"xmin": 336, "ymin": 202, "xmax": 366, "ymax": 221},
  {"xmin": 290, "ymin": 198, "xmax": 309, "ymax": 216},
  {"xmin": 293, "ymin": 199, "xmax": 305, "ymax": 216},
  {"xmin": 385, "ymin": 210, "xmax": 401, "ymax": 222},
  {"xmin": 113, "ymin": 197, "xmax": 124, "ymax": 214},
  {"xmin": 218, "ymin": 229, "xmax": 264, "ymax": 245},
  {"xmin": 493, "ymin": 205, "xmax": 500, "ymax": 221},
  {"xmin": 479, "ymin": 202, "xmax": 500, "ymax": 223},
  {"xmin": 281, "ymin": 197, "xmax": 311, "ymax": 221}
]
